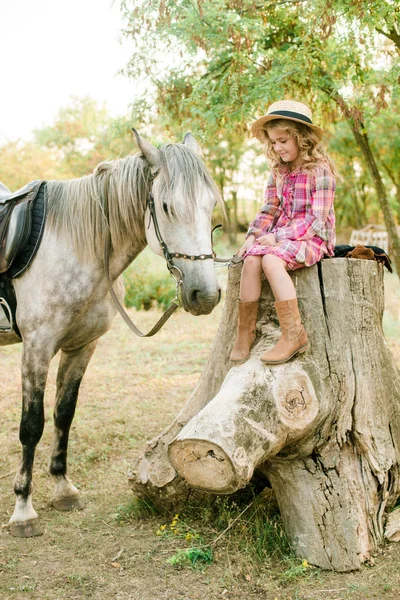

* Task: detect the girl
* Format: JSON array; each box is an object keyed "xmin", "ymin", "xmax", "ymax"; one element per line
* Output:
[{"xmin": 230, "ymin": 100, "xmax": 337, "ymax": 365}]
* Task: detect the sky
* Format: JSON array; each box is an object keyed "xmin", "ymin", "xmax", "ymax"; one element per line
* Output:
[{"xmin": 0, "ymin": 0, "xmax": 139, "ymax": 143}]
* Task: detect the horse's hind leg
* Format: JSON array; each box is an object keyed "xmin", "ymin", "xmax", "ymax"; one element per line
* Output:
[
  {"xmin": 49, "ymin": 341, "xmax": 98, "ymax": 511},
  {"xmin": 9, "ymin": 342, "xmax": 54, "ymax": 538}
]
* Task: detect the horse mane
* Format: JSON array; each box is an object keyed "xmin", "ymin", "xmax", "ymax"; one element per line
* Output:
[{"xmin": 46, "ymin": 144, "xmax": 222, "ymax": 262}]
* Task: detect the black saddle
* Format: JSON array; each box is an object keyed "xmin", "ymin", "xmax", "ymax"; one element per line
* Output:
[
  {"xmin": 0, "ymin": 180, "xmax": 47, "ymax": 275},
  {"xmin": 0, "ymin": 180, "xmax": 47, "ymax": 338}
]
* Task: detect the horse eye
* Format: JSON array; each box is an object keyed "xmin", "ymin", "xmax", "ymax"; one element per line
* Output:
[{"xmin": 162, "ymin": 202, "xmax": 169, "ymax": 214}]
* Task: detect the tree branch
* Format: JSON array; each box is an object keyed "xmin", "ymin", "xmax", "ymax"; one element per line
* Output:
[
  {"xmin": 376, "ymin": 26, "xmax": 400, "ymax": 50},
  {"xmin": 379, "ymin": 160, "xmax": 399, "ymax": 187}
]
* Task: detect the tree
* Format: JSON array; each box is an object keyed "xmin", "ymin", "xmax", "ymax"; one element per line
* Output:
[
  {"xmin": 121, "ymin": 0, "xmax": 400, "ymax": 273},
  {"xmin": 0, "ymin": 97, "xmax": 139, "ymax": 190},
  {"xmin": 0, "ymin": 141, "xmax": 58, "ymax": 191},
  {"xmin": 34, "ymin": 96, "xmax": 136, "ymax": 178}
]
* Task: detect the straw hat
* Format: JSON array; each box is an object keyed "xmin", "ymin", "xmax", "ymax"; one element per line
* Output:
[{"xmin": 251, "ymin": 100, "xmax": 324, "ymax": 142}]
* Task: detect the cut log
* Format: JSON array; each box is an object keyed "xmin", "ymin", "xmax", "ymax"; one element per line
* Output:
[
  {"xmin": 168, "ymin": 361, "xmax": 320, "ymax": 494},
  {"xmin": 129, "ymin": 258, "xmax": 400, "ymax": 571}
]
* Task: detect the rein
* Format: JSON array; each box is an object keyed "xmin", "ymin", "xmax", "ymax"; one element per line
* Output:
[{"xmin": 102, "ymin": 172, "xmax": 241, "ymax": 338}]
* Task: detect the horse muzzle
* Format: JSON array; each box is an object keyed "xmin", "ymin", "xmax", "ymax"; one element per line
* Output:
[{"xmin": 181, "ymin": 284, "xmax": 221, "ymax": 316}]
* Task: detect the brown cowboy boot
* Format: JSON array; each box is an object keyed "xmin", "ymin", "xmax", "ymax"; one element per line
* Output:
[
  {"xmin": 230, "ymin": 300, "xmax": 258, "ymax": 362},
  {"xmin": 261, "ymin": 298, "xmax": 309, "ymax": 365}
]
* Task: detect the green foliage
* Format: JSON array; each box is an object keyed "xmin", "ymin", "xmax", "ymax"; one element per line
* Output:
[
  {"xmin": 0, "ymin": 141, "xmax": 59, "ymax": 190},
  {"xmin": 197, "ymin": 491, "xmax": 292, "ymax": 562},
  {"xmin": 121, "ymin": 0, "xmax": 400, "ymax": 271},
  {"xmin": 122, "ymin": 0, "xmax": 399, "ymax": 133},
  {"xmin": 143, "ymin": 486, "xmax": 293, "ymax": 572},
  {"xmin": 155, "ymin": 512, "xmax": 213, "ymax": 570},
  {"xmin": 166, "ymin": 547, "xmax": 213, "ymax": 569},
  {"xmin": 279, "ymin": 557, "xmax": 321, "ymax": 585},
  {"xmin": 123, "ymin": 250, "xmax": 175, "ymax": 311},
  {"xmin": 152, "ymin": 485, "xmax": 292, "ymax": 571}
]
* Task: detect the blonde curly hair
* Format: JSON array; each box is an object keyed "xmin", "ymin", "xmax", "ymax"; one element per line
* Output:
[{"xmin": 262, "ymin": 119, "xmax": 339, "ymax": 179}]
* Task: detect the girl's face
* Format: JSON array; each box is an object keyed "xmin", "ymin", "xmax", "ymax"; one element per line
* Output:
[{"xmin": 267, "ymin": 127, "xmax": 303, "ymax": 167}]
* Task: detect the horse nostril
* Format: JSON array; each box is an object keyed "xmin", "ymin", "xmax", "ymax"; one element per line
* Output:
[
  {"xmin": 190, "ymin": 289, "xmax": 200, "ymax": 305},
  {"xmin": 190, "ymin": 288, "xmax": 221, "ymax": 307}
]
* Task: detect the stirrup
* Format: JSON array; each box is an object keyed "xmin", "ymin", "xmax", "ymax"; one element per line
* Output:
[{"xmin": 0, "ymin": 297, "xmax": 14, "ymax": 333}]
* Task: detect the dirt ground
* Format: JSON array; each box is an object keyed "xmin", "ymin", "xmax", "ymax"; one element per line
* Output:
[{"xmin": 1, "ymin": 269, "xmax": 399, "ymax": 600}]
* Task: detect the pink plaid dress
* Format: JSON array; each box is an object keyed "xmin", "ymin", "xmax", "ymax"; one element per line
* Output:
[{"xmin": 245, "ymin": 163, "xmax": 336, "ymax": 270}]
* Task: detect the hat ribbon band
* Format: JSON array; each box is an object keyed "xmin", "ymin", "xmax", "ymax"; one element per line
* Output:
[{"xmin": 268, "ymin": 110, "xmax": 313, "ymax": 125}]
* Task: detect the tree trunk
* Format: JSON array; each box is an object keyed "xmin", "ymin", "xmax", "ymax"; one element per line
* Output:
[
  {"xmin": 350, "ymin": 126, "xmax": 400, "ymax": 276},
  {"xmin": 129, "ymin": 258, "xmax": 400, "ymax": 571},
  {"xmin": 230, "ymin": 190, "xmax": 238, "ymax": 246},
  {"xmin": 318, "ymin": 78, "xmax": 400, "ymax": 277}
]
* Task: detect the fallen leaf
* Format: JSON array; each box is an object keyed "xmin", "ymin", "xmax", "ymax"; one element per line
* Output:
[{"xmin": 111, "ymin": 549, "xmax": 124, "ymax": 562}]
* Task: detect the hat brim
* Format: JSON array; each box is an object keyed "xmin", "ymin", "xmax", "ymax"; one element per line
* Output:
[{"xmin": 251, "ymin": 114, "xmax": 324, "ymax": 142}]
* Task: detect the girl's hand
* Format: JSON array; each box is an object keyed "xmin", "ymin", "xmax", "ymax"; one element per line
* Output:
[
  {"xmin": 238, "ymin": 234, "xmax": 256, "ymax": 257},
  {"xmin": 257, "ymin": 233, "xmax": 277, "ymax": 247}
]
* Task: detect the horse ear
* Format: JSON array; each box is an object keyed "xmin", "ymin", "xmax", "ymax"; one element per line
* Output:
[
  {"xmin": 183, "ymin": 132, "xmax": 202, "ymax": 156},
  {"xmin": 132, "ymin": 128, "xmax": 161, "ymax": 170}
]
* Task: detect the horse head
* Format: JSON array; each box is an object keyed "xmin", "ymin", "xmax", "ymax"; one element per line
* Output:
[{"xmin": 133, "ymin": 130, "xmax": 222, "ymax": 316}]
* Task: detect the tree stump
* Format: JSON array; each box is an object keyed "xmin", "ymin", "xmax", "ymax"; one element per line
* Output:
[{"xmin": 129, "ymin": 258, "xmax": 400, "ymax": 571}]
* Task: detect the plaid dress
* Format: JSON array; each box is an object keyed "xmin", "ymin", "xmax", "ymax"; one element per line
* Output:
[{"xmin": 245, "ymin": 163, "xmax": 336, "ymax": 270}]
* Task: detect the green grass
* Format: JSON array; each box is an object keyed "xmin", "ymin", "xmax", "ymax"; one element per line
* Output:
[
  {"xmin": 113, "ymin": 497, "xmax": 161, "ymax": 523},
  {"xmin": 166, "ymin": 547, "xmax": 213, "ymax": 569},
  {"xmin": 142, "ymin": 488, "xmax": 293, "ymax": 575}
]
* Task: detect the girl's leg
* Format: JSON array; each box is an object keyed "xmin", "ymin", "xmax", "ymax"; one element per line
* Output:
[
  {"xmin": 230, "ymin": 256, "xmax": 262, "ymax": 362},
  {"xmin": 261, "ymin": 254, "xmax": 296, "ymax": 300},
  {"xmin": 261, "ymin": 254, "xmax": 309, "ymax": 364},
  {"xmin": 240, "ymin": 255, "xmax": 263, "ymax": 301}
]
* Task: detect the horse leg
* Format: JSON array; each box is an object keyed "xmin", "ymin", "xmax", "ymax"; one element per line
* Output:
[
  {"xmin": 9, "ymin": 343, "xmax": 53, "ymax": 538},
  {"xmin": 49, "ymin": 341, "xmax": 98, "ymax": 511}
]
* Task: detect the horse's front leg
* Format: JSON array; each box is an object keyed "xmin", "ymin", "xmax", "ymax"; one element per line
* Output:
[
  {"xmin": 49, "ymin": 341, "xmax": 98, "ymax": 511},
  {"xmin": 9, "ymin": 341, "xmax": 53, "ymax": 537}
]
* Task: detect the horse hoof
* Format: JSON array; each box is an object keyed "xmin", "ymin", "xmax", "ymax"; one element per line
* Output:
[
  {"xmin": 52, "ymin": 496, "xmax": 85, "ymax": 511},
  {"xmin": 9, "ymin": 518, "xmax": 44, "ymax": 538}
]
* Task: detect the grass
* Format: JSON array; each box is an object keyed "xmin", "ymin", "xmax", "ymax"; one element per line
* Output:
[
  {"xmin": 0, "ymin": 247, "xmax": 400, "ymax": 600},
  {"xmin": 166, "ymin": 547, "xmax": 213, "ymax": 569}
]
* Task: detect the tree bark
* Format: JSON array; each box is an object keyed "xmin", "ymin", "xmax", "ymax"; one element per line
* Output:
[{"xmin": 129, "ymin": 258, "xmax": 400, "ymax": 571}]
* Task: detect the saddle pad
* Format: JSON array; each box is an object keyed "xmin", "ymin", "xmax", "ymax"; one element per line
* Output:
[
  {"xmin": 333, "ymin": 244, "xmax": 392, "ymax": 272},
  {"xmin": 0, "ymin": 276, "xmax": 21, "ymax": 338},
  {"xmin": 8, "ymin": 183, "xmax": 47, "ymax": 278}
]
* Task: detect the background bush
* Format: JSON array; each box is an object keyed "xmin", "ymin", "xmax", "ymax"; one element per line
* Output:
[{"xmin": 123, "ymin": 249, "xmax": 176, "ymax": 311}]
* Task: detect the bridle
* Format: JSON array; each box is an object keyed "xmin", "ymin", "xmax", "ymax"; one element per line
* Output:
[
  {"xmin": 103, "ymin": 170, "xmax": 241, "ymax": 337},
  {"xmin": 147, "ymin": 171, "xmax": 242, "ymax": 266}
]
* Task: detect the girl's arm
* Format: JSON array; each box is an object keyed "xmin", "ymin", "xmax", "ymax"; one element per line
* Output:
[
  {"xmin": 246, "ymin": 173, "xmax": 281, "ymax": 239},
  {"xmin": 275, "ymin": 166, "xmax": 335, "ymax": 243}
]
